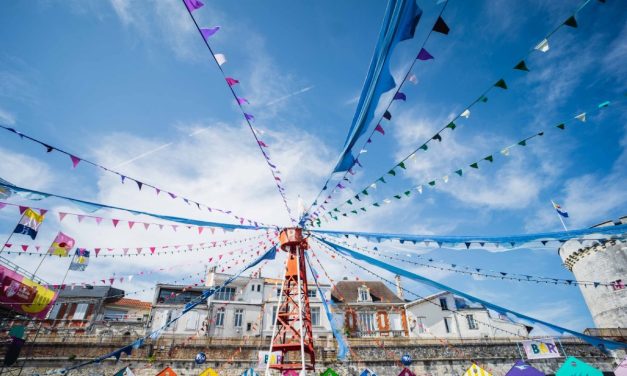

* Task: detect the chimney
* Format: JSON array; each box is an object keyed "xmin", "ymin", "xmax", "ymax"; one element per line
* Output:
[
  {"xmin": 395, "ymin": 275, "xmax": 404, "ymax": 299},
  {"xmin": 206, "ymin": 265, "xmax": 217, "ymax": 287}
]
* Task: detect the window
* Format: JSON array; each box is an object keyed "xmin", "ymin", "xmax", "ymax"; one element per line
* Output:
[
  {"xmin": 611, "ymin": 279, "xmax": 625, "ymax": 291},
  {"xmin": 215, "ymin": 308, "xmax": 225, "ymax": 327},
  {"xmin": 276, "ymin": 288, "xmax": 282, "ymax": 297},
  {"xmin": 307, "ymin": 289, "xmax": 317, "ymax": 298},
  {"xmin": 234, "ymin": 309, "xmax": 243, "ymax": 328},
  {"xmin": 48, "ymin": 303, "xmax": 61, "ymax": 319},
  {"xmin": 311, "ymin": 307, "xmax": 320, "ymax": 326},
  {"xmin": 358, "ymin": 312, "xmax": 376, "ymax": 332},
  {"xmin": 104, "ymin": 308, "xmax": 128, "ymax": 321},
  {"xmin": 358, "ymin": 287, "xmax": 370, "ymax": 302},
  {"xmin": 72, "ymin": 303, "xmax": 89, "ymax": 320},
  {"xmin": 157, "ymin": 288, "xmax": 202, "ymax": 305},
  {"xmin": 272, "ymin": 306, "xmax": 278, "ymax": 323},
  {"xmin": 443, "ymin": 317, "xmax": 452, "ymax": 333},
  {"xmin": 257, "ymin": 285, "xmax": 261, "ymax": 292},
  {"xmin": 439, "ymin": 297, "xmax": 449, "ymax": 311},
  {"xmin": 247, "ymin": 322, "xmax": 252, "ymax": 331},
  {"xmin": 251, "ymin": 285, "xmax": 255, "ymax": 292},
  {"xmin": 455, "ymin": 298, "xmax": 468, "ymax": 310},
  {"xmin": 186, "ymin": 311, "xmax": 199, "ymax": 330},
  {"xmin": 466, "ymin": 314, "xmax": 478, "ymax": 330},
  {"xmin": 214, "ymin": 287, "xmax": 236, "ymax": 301}
]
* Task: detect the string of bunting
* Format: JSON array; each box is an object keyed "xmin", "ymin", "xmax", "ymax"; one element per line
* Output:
[
  {"xmin": 64, "ymin": 240, "xmax": 272, "ymax": 289},
  {"xmin": 0, "ymin": 125, "xmax": 271, "ymax": 228},
  {"xmin": 303, "ymin": 0, "xmax": 451, "ymax": 224},
  {"xmin": 305, "ymin": 0, "xmax": 606, "ymax": 226},
  {"xmin": 310, "ymin": 224, "xmax": 627, "ymax": 250},
  {"xmin": 327, "ymin": 236, "xmax": 616, "ymax": 288},
  {"xmin": 181, "ymin": 0, "xmax": 294, "ymax": 223},
  {"xmin": 0, "ymin": 201, "xmax": 271, "ymax": 234},
  {"xmin": 315, "ymin": 236, "xmax": 627, "ymax": 350},
  {"xmin": 322, "ymin": 99, "xmax": 621, "ymax": 223},
  {"xmin": 57, "ymin": 245, "xmax": 277, "ymax": 373},
  {"xmin": 0, "ymin": 181, "xmax": 273, "ymax": 231}
]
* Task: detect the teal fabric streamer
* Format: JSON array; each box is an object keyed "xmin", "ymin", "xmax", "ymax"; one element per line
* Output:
[
  {"xmin": 311, "ymin": 225, "xmax": 627, "ymax": 246},
  {"xmin": 316, "ymin": 236, "xmax": 627, "ymax": 351},
  {"xmin": 0, "ymin": 182, "xmax": 272, "ymax": 231},
  {"xmin": 304, "ymin": 252, "xmax": 349, "ymax": 361},
  {"xmin": 334, "ymin": 0, "xmax": 422, "ymax": 172}
]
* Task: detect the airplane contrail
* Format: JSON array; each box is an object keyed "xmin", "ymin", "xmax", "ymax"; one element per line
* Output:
[{"xmin": 265, "ymin": 85, "xmax": 314, "ymax": 106}]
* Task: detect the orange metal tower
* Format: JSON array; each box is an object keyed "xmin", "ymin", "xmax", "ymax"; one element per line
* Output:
[{"xmin": 268, "ymin": 227, "xmax": 315, "ymax": 373}]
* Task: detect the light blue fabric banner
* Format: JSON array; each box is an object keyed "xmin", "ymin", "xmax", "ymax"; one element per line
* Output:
[
  {"xmin": 334, "ymin": 0, "xmax": 422, "ymax": 172},
  {"xmin": 311, "ymin": 225, "xmax": 627, "ymax": 246},
  {"xmin": 305, "ymin": 252, "xmax": 349, "ymax": 361},
  {"xmin": 316, "ymin": 236, "xmax": 627, "ymax": 351},
  {"xmin": 1, "ymin": 182, "xmax": 272, "ymax": 231}
]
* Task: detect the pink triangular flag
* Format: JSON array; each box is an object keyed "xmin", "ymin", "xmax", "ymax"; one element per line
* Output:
[
  {"xmin": 375, "ymin": 124, "xmax": 385, "ymax": 135},
  {"xmin": 70, "ymin": 155, "xmax": 81, "ymax": 168},
  {"xmin": 95, "ymin": 217, "xmax": 103, "ymax": 225},
  {"xmin": 112, "ymin": 219, "xmax": 120, "ymax": 227},
  {"xmin": 94, "ymin": 248, "xmax": 101, "ymax": 257},
  {"xmin": 18, "ymin": 206, "xmax": 28, "ymax": 214},
  {"xmin": 150, "ymin": 247, "xmax": 156, "ymax": 254},
  {"xmin": 59, "ymin": 212, "xmax": 68, "ymax": 222},
  {"xmin": 136, "ymin": 247, "xmax": 142, "ymax": 254},
  {"xmin": 77, "ymin": 215, "xmax": 85, "ymax": 223},
  {"xmin": 143, "ymin": 223, "xmax": 150, "ymax": 230},
  {"xmin": 198, "ymin": 227, "xmax": 204, "ymax": 235},
  {"xmin": 128, "ymin": 221, "xmax": 135, "ymax": 229},
  {"xmin": 21, "ymin": 245, "xmax": 28, "ymax": 251}
]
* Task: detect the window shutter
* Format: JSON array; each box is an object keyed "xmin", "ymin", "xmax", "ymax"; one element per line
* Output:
[
  {"xmin": 55, "ymin": 303, "xmax": 68, "ymax": 320},
  {"xmin": 85, "ymin": 304, "xmax": 95, "ymax": 320},
  {"xmin": 66, "ymin": 304, "xmax": 77, "ymax": 320}
]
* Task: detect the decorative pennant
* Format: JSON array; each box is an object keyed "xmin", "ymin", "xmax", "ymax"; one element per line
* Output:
[
  {"xmin": 417, "ymin": 48, "xmax": 434, "ymax": 61},
  {"xmin": 200, "ymin": 27, "xmax": 220, "ymax": 39},
  {"xmin": 432, "ymin": 16, "xmax": 450, "ymax": 34}
]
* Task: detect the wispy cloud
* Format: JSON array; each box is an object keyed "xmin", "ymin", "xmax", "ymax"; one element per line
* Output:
[
  {"xmin": 265, "ymin": 85, "xmax": 314, "ymax": 107},
  {"xmin": 0, "ymin": 106, "xmax": 15, "ymax": 125}
]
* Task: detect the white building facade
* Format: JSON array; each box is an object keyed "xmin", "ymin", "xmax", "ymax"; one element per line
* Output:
[{"xmin": 405, "ymin": 292, "xmax": 530, "ymax": 339}]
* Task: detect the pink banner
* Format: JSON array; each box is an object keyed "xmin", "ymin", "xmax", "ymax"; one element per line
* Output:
[{"xmin": 0, "ymin": 264, "xmax": 58, "ymax": 319}]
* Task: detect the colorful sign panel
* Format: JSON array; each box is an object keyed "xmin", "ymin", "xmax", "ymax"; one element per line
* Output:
[
  {"xmin": 398, "ymin": 368, "xmax": 416, "ymax": 376},
  {"xmin": 0, "ymin": 264, "xmax": 57, "ymax": 319},
  {"xmin": 555, "ymin": 356, "xmax": 602, "ymax": 376},
  {"xmin": 257, "ymin": 351, "xmax": 283, "ymax": 369},
  {"xmin": 522, "ymin": 339, "xmax": 561, "ymax": 360},
  {"xmin": 504, "ymin": 360, "xmax": 545, "ymax": 376},
  {"xmin": 199, "ymin": 368, "xmax": 218, "ymax": 376}
]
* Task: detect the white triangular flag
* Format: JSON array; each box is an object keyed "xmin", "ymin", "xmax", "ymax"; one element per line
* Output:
[
  {"xmin": 416, "ymin": 185, "xmax": 423, "ymax": 194},
  {"xmin": 383, "ymin": 199, "xmax": 391, "ymax": 204},
  {"xmin": 359, "ymin": 149, "xmax": 368, "ymax": 154},
  {"xmin": 461, "ymin": 109, "xmax": 471, "ymax": 118},
  {"xmin": 443, "ymin": 175, "xmax": 449, "ymax": 183},
  {"xmin": 409, "ymin": 153, "xmax": 417, "ymax": 162},
  {"xmin": 500, "ymin": 148, "xmax": 510, "ymax": 156},
  {"xmin": 535, "ymin": 38, "xmax": 550, "ymax": 53},
  {"xmin": 575, "ymin": 112, "xmax": 586, "ymax": 122},
  {"xmin": 214, "ymin": 53, "xmax": 227, "ymax": 66},
  {"xmin": 370, "ymin": 183, "xmax": 377, "ymax": 189},
  {"xmin": 408, "ymin": 73, "xmax": 418, "ymax": 84}
]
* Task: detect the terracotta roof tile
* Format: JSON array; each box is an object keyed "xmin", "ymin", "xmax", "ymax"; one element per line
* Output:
[{"xmin": 110, "ymin": 298, "xmax": 152, "ymax": 310}]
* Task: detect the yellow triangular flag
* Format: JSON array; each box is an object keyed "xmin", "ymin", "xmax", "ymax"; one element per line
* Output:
[{"xmin": 463, "ymin": 363, "xmax": 492, "ymax": 376}]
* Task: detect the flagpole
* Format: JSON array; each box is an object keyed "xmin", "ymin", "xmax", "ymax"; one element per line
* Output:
[
  {"xmin": 17, "ymin": 252, "xmax": 76, "ymax": 376},
  {"xmin": 550, "ymin": 200, "xmax": 568, "ymax": 231}
]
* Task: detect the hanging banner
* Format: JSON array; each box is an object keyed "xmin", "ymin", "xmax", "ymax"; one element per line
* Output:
[
  {"xmin": 463, "ymin": 364, "xmax": 492, "ymax": 376},
  {"xmin": 505, "ymin": 360, "xmax": 546, "ymax": 376},
  {"xmin": 522, "ymin": 339, "xmax": 561, "ymax": 360},
  {"xmin": 257, "ymin": 351, "xmax": 283, "ymax": 369},
  {"xmin": 615, "ymin": 357, "xmax": 627, "ymax": 376},
  {"xmin": 555, "ymin": 356, "xmax": 602, "ymax": 376},
  {"xmin": 0, "ymin": 264, "xmax": 58, "ymax": 319}
]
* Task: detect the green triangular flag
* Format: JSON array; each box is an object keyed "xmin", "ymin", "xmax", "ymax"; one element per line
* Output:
[
  {"xmin": 514, "ymin": 60, "xmax": 529, "ymax": 72},
  {"xmin": 404, "ymin": 190, "xmax": 411, "ymax": 197},
  {"xmin": 347, "ymin": 199, "xmax": 353, "ymax": 205},
  {"xmin": 388, "ymin": 169, "xmax": 396, "ymax": 176},
  {"xmin": 360, "ymin": 207, "xmax": 367, "ymax": 212},
  {"xmin": 455, "ymin": 169, "xmax": 463, "ymax": 176},
  {"xmin": 557, "ymin": 123, "xmax": 566, "ymax": 130},
  {"xmin": 428, "ymin": 181, "xmax": 436, "ymax": 186},
  {"xmin": 419, "ymin": 144, "xmax": 428, "ymax": 151},
  {"xmin": 398, "ymin": 162, "xmax": 406, "ymax": 169},
  {"xmin": 351, "ymin": 210, "xmax": 357, "ymax": 214},
  {"xmin": 446, "ymin": 122, "xmax": 457, "ymax": 130},
  {"xmin": 362, "ymin": 189, "xmax": 369, "ymax": 196},
  {"xmin": 333, "ymin": 208, "xmax": 340, "ymax": 212},
  {"xmin": 394, "ymin": 195, "xmax": 402, "ymax": 199},
  {"xmin": 564, "ymin": 15, "xmax": 578, "ymax": 28},
  {"xmin": 484, "ymin": 155, "xmax": 494, "ymax": 162},
  {"xmin": 518, "ymin": 140, "xmax": 527, "ymax": 146},
  {"xmin": 470, "ymin": 162, "xmax": 479, "ymax": 169},
  {"xmin": 355, "ymin": 195, "xmax": 361, "ymax": 201},
  {"xmin": 373, "ymin": 203, "xmax": 380, "ymax": 207},
  {"xmin": 342, "ymin": 213, "xmax": 347, "ymax": 217},
  {"xmin": 480, "ymin": 96, "xmax": 488, "ymax": 102},
  {"xmin": 378, "ymin": 177, "xmax": 386, "ymax": 184},
  {"xmin": 494, "ymin": 79, "xmax": 508, "ymax": 89}
]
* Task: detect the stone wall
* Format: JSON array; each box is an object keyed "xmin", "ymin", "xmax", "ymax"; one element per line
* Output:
[{"xmin": 1, "ymin": 336, "xmax": 625, "ymax": 375}]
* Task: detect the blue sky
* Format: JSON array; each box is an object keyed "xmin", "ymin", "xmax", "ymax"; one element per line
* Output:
[{"xmin": 0, "ymin": 0, "xmax": 625, "ymax": 334}]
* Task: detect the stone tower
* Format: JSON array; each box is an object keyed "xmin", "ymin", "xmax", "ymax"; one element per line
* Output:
[{"xmin": 558, "ymin": 216, "xmax": 627, "ymax": 329}]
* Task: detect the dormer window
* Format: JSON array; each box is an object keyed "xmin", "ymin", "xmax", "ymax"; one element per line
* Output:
[{"xmin": 358, "ymin": 286, "xmax": 370, "ymax": 302}]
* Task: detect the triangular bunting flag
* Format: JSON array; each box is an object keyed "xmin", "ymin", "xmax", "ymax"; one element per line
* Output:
[
  {"xmin": 432, "ymin": 16, "xmax": 450, "ymax": 34},
  {"xmin": 513, "ymin": 60, "xmax": 530, "ymax": 71}
]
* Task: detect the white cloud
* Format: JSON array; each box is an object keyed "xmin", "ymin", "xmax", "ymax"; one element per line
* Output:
[
  {"xmin": 0, "ymin": 147, "xmax": 55, "ymax": 190},
  {"xmin": 0, "ymin": 106, "xmax": 15, "ymax": 125}
]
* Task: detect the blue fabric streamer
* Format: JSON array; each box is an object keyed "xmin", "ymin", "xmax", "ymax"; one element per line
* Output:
[
  {"xmin": 316, "ymin": 237, "xmax": 627, "ymax": 351},
  {"xmin": 304, "ymin": 253, "xmax": 349, "ymax": 361},
  {"xmin": 311, "ymin": 225, "xmax": 627, "ymax": 245},
  {"xmin": 334, "ymin": 0, "xmax": 423, "ymax": 173},
  {"xmin": 60, "ymin": 246, "xmax": 277, "ymax": 372},
  {"xmin": 0, "ymin": 182, "xmax": 273, "ymax": 231}
]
